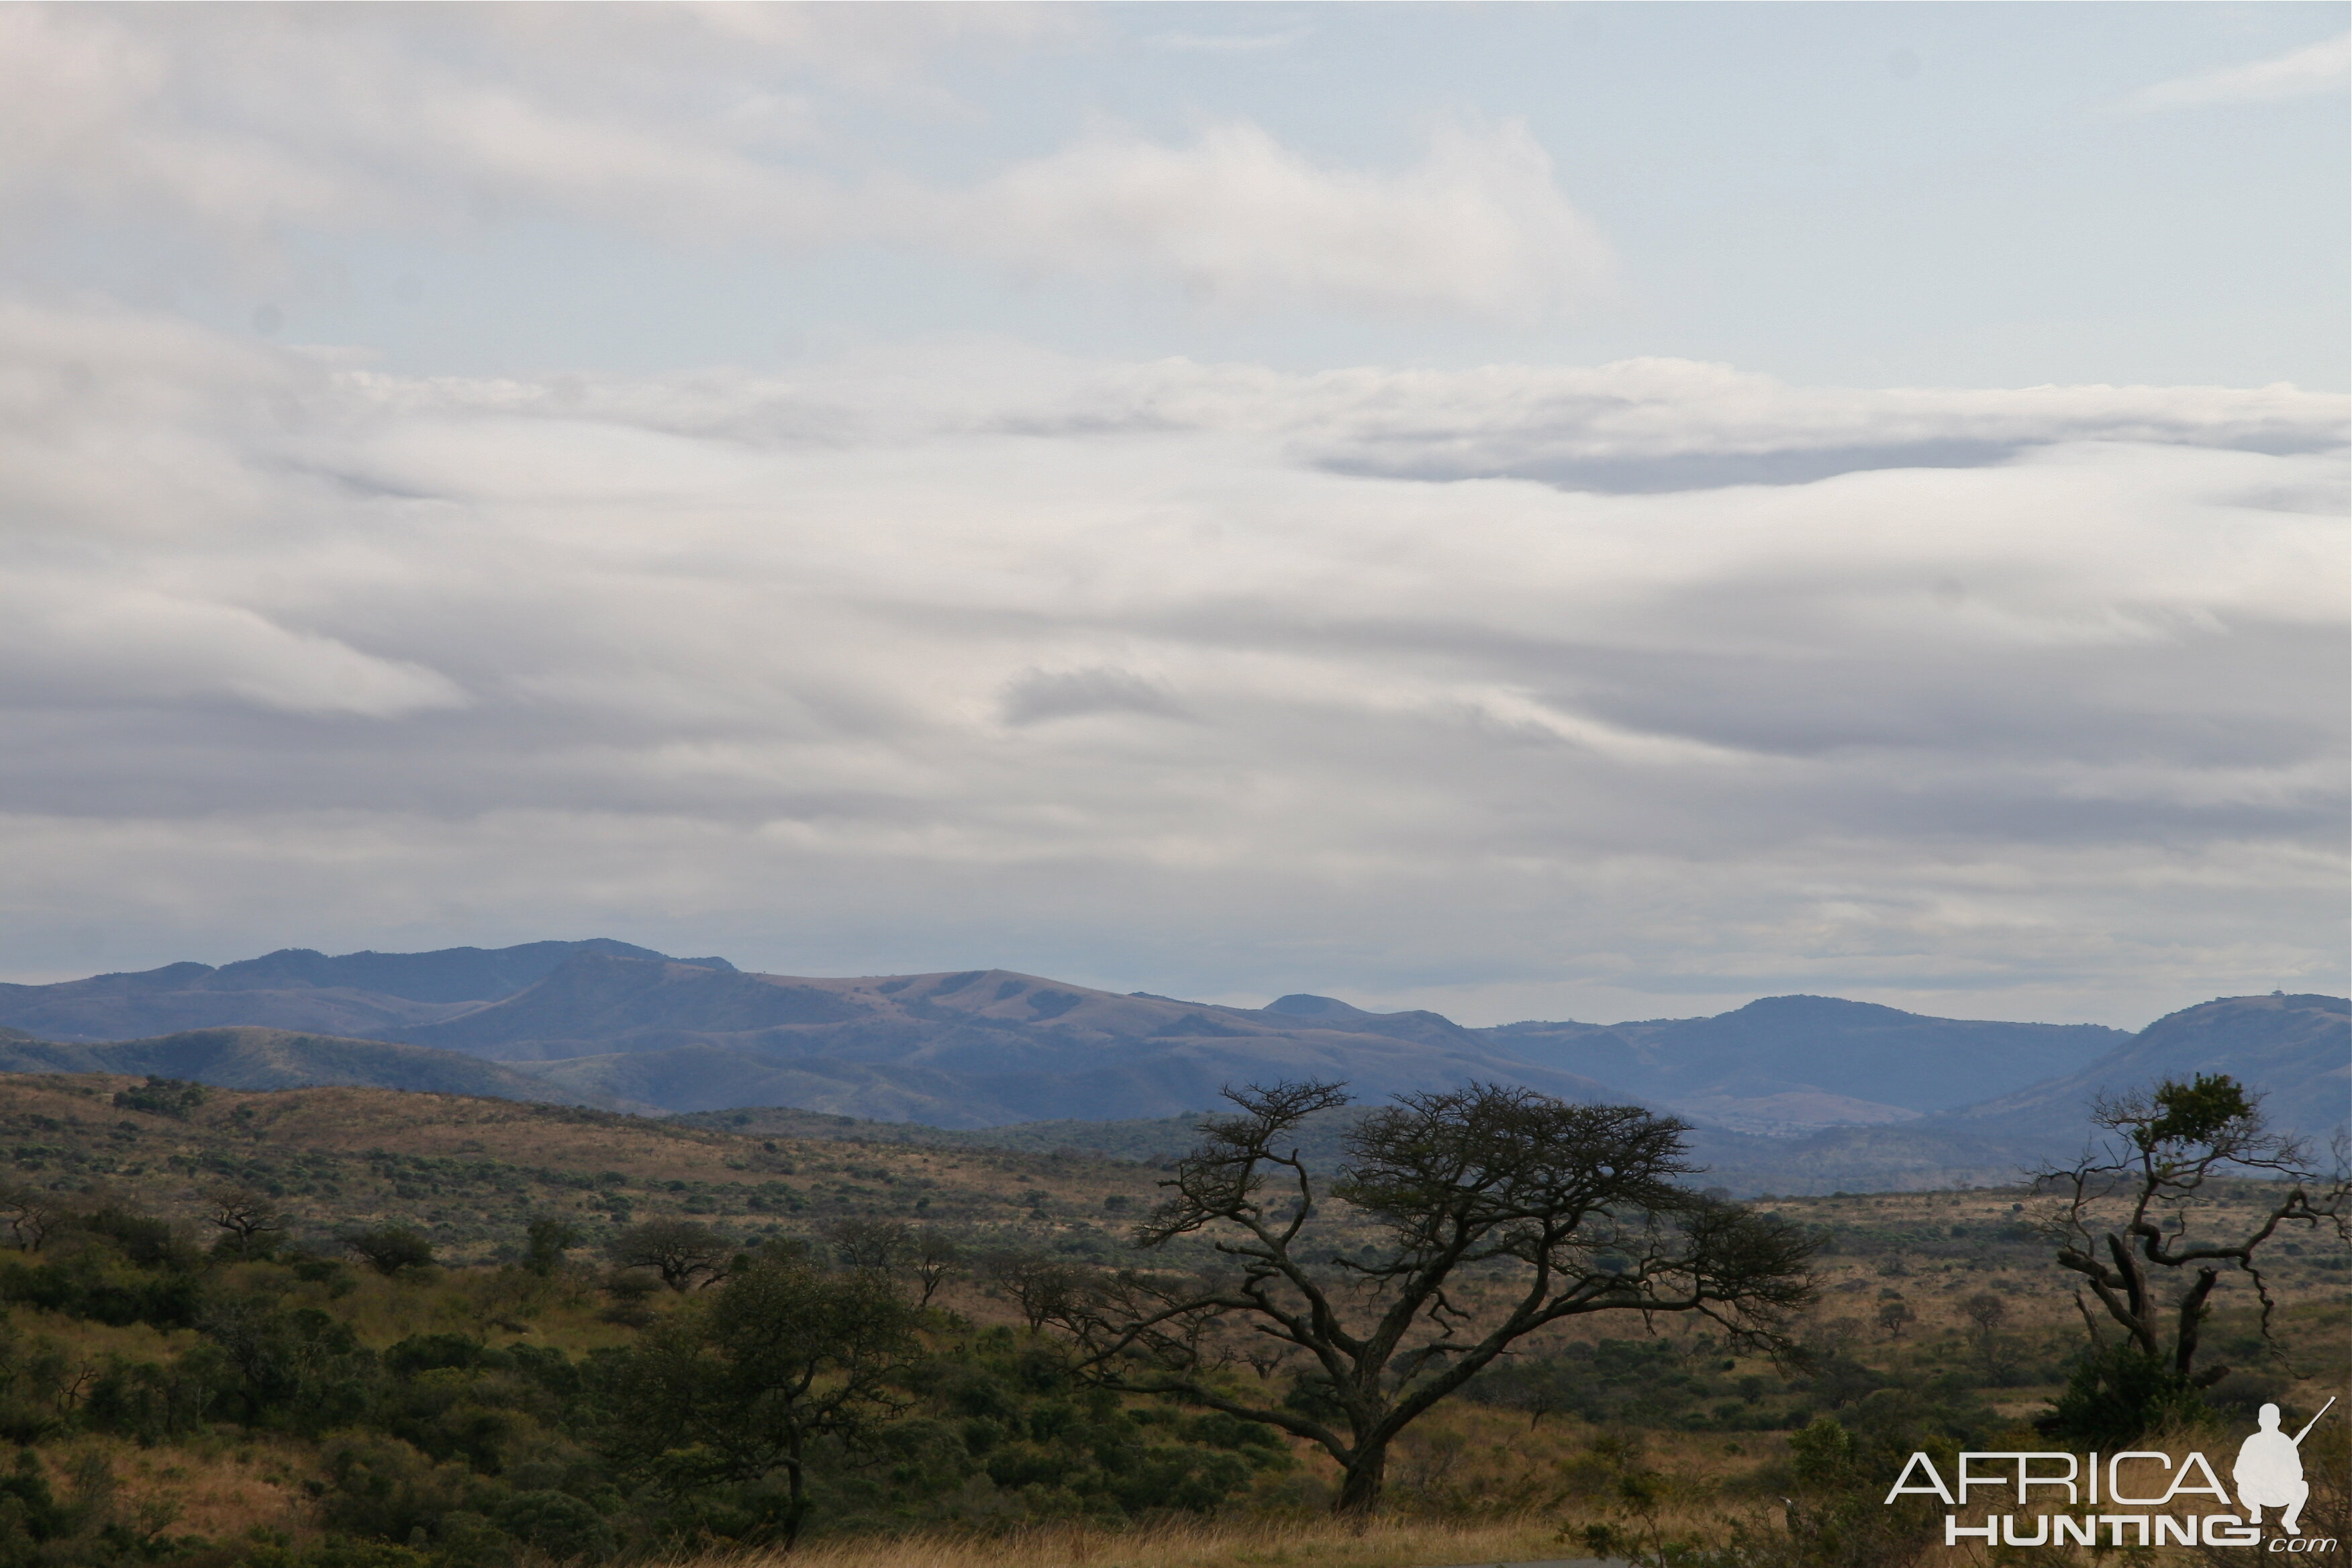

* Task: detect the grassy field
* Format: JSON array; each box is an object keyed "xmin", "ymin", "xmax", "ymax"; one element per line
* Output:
[{"xmin": 0, "ymin": 1073, "xmax": 2344, "ymax": 1567}]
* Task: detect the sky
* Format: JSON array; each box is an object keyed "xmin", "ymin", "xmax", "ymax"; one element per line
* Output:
[{"xmin": 1, "ymin": 2, "xmax": 2345, "ymax": 1029}]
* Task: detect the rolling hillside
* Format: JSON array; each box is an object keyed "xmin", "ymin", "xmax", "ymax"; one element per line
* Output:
[
  {"xmin": 1485, "ymin": 994, "xmax": 2129, "ymax": 1131},
  {"xmin": 1684, "ymin": 993, "xmax": 2350, "ymax": 1191},
  {"xmin": 0, "ymin": 1026, "xmax": 608, "ymax": 1106},
  {"xmin": 0, "ymin": 1071, "xmax": 1165, "ymax": 1265},
  {"xmin": 675, "ymin": 993, "xmax": 2351, "ymax": 1195},
  {"xmin": 1932, "ymin": 991, "xmax": 2350, "ymax": 1144}
]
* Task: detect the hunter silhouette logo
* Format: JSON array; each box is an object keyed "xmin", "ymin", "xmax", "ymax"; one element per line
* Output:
[
  {"xmin": 2239, "ymin": 1398, "xmax": 2332, "ymax": 1536},
  {"xmin": 1883, "ymin": 1396, "xmax": 2339, "ymax": 1551}
]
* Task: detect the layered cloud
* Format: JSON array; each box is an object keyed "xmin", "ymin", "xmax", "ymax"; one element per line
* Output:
[
  {"xmin": 0, "ymin": 5, "xmax": 1604, "ymax": 320},
  {"xmin": 940, "ymin": 120, "xmax": 1607, "ymax": 317},
  {"xmin": 1, "ymin": 301, "xmax": 2342, "ymax": 1021}
]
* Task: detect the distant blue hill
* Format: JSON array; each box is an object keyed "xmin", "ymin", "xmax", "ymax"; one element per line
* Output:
[
  {"xmin": 0, "ymin": 939, "xmax": 733, "ymax": 1042},
  {"xmin": 1482, "ymin": 994, "xmax": 2133, "ymax": 1124}
]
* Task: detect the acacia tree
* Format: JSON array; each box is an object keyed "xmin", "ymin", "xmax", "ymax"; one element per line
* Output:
[
  {"xmin": 342, "ymin": 1226, "xmax": 434, "ymax": 1276},
  {"xmin": 1045, "ymin": 1080, "xmax": 1816, "ymax": 1514},
  {"xmin": 983, "ymin": 1250, "xmax": 1101, "ymax": 1331},
  {"xmin": 910, "ymin": 1228, "xmax": 962, "ymax": 1308},
  {"xmin": 607, "ymin": 1219, "xmax": 732, "ymax": 1293},
  {"xmin": 822, "ymin": 1217, "xmax": 911, "ymax": 1271},
  {"xmin": 0, "ymin": 1183, "xmax": 67, "ymax": 1251},
  {"xmin": 205, "ymin": 1183, "xmax": 286, "ymax": 1258},
  {"xmin": 2032, "ymin": 1073, "xmax": 2347, "ymax": 1389},
  {"xmin": 1959, "ymin": 1291, "xmax": 2009, "ymax": 1383},
  {"xmin": 599, "ymin": 1251, "xmax": 922, "ymax": 1546}
]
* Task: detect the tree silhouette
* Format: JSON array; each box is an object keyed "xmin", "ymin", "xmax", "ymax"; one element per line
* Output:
[
  {"xmin": 342, "ymin": 1226, "xmax": 434, "ymax": 1276},
  {"xmin": 1959, "ymin": 1291, "xmax": 2008, "ymax": 1381},
  {"xmin": 606, "ymin": 1220, "xmax": 732, "ymax": 1293},
  {"xmin": 205, "ymin": 1184, "xmax": 286, "ymax": 1259},
  {"xmin": 2031, "ymin": 1073, "xmax": 2347, "ymax": 1388},
  {"xmin": 1043, "ymin": 1079, "xmax": 1816, "ymax": 1514},
  {"xmin": 522, "ymin": 1216, "xmax": 583, "ymax": 1277}
]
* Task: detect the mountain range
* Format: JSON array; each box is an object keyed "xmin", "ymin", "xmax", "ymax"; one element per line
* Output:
[
  {"xmin": 0, "ymin": 939, "xmax": 733, "ymax": 1042},
  {"xmin": 677, "ymin": 993, "xmax": 2351, "ymax": 1195},
  {"xmin": 1488, "ymin": 995, "xmax": 2129, "ymax": 1128},
  {"xmin": 0, "ymin": 940, "xmax": 2342, "ymax": 1191}
]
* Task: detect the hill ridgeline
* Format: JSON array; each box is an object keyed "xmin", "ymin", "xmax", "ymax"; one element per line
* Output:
[{"xmin": 1, "ymin": 941, "xmax": 2340, "ymax": 1191}]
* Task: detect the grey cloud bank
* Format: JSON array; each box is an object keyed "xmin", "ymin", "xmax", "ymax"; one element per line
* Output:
[
  {"xmin": 1, "ymin": 303, "xmax": 2342, "ymax": 1026},
  {"xmin": 0, "ymin": 5, "xmax": 2342, "ymax": 1031}
]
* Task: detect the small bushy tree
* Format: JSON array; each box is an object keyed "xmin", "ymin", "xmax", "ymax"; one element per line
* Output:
[
  {"xmin": 607, "ymin": 1219, "xmax": 732, "ymax": 1292},
  {"xmin": 0, "ymin": 1183, "xmax": 68, "ymax": 1252},
  {"xmin": 1959, "ymin": 1291, "xmax": 2008, "ymax": 1382},
  {"xmin": 981, "ymin": 1250, "xmax": 1097, "ymax": 1331},
  {"xmin": 111, "ymin": 1077, "xmax": 209, "ymax": 1120},
  {"xmin": 599, "ymin": 1248, "xmax": 922, "ymax": 1545},
  {"xmin": 910, "ymin": 1228, "xmax": 961, "ymax": 1308},
  {"xmin": 343, "ymin": 1226, "xmax": 435, "ymax": 1277},
  {"xmin": 821, "ymin": 1216, "xmax": 910, "ymax": 1272},
  {"xmin": 205, "ymin": 1184, "xmax": 286, "ymax": 1259},
  {"xmin": 522, "ymin": 1216, "xmax": 583, "ymax": 1277}
]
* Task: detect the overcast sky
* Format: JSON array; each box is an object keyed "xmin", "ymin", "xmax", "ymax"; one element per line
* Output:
[{"xmin": 2, "ymin": 3, "xmax": 2345, "ymax": 1028}]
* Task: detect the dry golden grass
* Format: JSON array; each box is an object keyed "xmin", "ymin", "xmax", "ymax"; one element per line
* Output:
[
  {"xmin": 680, "ymin": 1514, "xmax": 1582, "ymax": 1568},
  {"xmin": 20, "ymin": 1433, "xmax": 315, "ymax": 1543}
]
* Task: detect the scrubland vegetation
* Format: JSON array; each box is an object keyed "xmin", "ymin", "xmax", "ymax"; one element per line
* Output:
[{"xmin": 0, "ymin": 1071, "xmax": 2341, "ymax": 1568}]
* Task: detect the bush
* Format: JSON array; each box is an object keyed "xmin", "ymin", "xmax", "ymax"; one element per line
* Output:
[
  {"xmin": 0, "ymin": 1449, "xmax": 65, "ymax": 1540},
  {"xmin": 522, "ymin": 1218, "xmax": 582, "ymax": 1278},
  {"xmin": 493, "ymin": 1489, "xmax": 617, "ymax": 1561},
  {"xmin": 381, "ymin": 1334, "xmax": 489, "ymax": 1378},
  {"xmin": 0, "ymin": 1248, "xmax": 205, "ymax": 1329},
  {"xmin": 111, "ymin": 1077, "xmax": 209, "ymax": 1119},
  {"xmin": 343, "ymin": 1227, "xmax": 435, "ymax": 1277},
  {"xmin": 289, "ymin": 1251, "xmax": 357, "ymax": 1295},
  {"xmin": 2039, "ymin": 1342, "xmax": 2213, "ymax": 1447}
]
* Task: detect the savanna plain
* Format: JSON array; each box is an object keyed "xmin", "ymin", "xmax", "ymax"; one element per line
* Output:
[{"xmin": 0, "ymin": 1073, "xmax": 2342, "ymax": 1568}]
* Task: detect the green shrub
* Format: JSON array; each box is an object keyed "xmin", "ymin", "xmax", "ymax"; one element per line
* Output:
[
  {"xmin": 342, "ymin": 1229, "xmax": 434, "ymax": 1278},
  {"xmin": 2039, "ymin": 1342, "xmax": 2214, "ymax": 1447},
  {"xmin": 111, "ymin": 1078, "xmax": 209, "ymax": 1120},
  {"xmin": 493, "ymin": 1489, "xmax": 616, "ymax": 1561}
]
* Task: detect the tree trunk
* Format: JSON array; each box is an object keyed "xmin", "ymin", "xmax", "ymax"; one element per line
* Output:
[
  {"xmin": 1335, "ymin": 1440, "xmax": 1387, "ymax": 1516},
  {"xmin": 780, "ymin": 1434, "xmax": 807, "ymax": 1549},
  {"xmin": 2172, "ymin": 1267, "xmax": 2219, "ymax": 1377}
]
